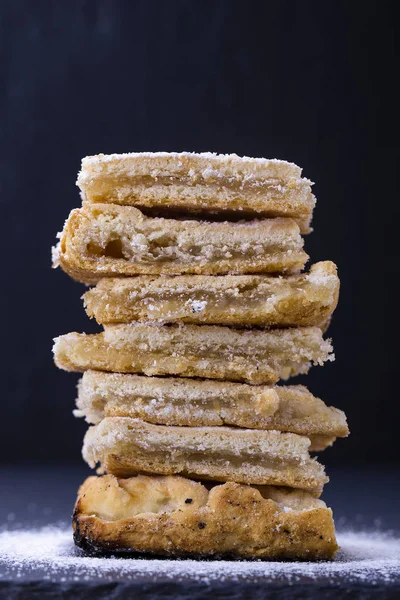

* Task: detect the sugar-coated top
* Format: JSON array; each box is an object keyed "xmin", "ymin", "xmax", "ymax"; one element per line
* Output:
[
  {"xmin": 81, "ymin": 151, "xmax": 300, "ymax": 170},
  {"xmin": 78, "ymin": 152, "xmax": 309, "ymax": 184}
]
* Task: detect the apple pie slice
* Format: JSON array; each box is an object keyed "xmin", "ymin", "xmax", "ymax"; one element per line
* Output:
[
  {"xmin": 83, "ymin": 261, "xmax": 339, "ymax": 329},
  {"xmin": 73, "ymin": 474, "xmax": 338, "ymax": 559},
  {"xmin": 52, "ymin": 204, "xmax": 308, "ymax": 284},
  {"xmin": 77, "ymin": 152, "xmax": 315, "ymax": 232},
  {"xmin": 75, "ymin": 371, "xmax": 348, "ymax": 451},
  {"xmin": 82, "ymin": 417, "xmax": 328, "ymax": 494},
  {"xmin": 53, "ymin": 323, "xmax": 333, "ymax": 385}
]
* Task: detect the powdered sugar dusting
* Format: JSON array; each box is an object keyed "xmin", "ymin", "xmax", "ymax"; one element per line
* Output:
[
  {"xmin": 51, "ymin": 242, "xmax": 61, "ymax": 269},
  {"xmin": 81, "ymin": 152, "xmax": 300, "ymax": 170},
  {"xmin": 186, "ymin": 299, "xmax": 208, "ymax": 313},
  {"xmin": 0, "ymin": 527, "xmax": 399, "ymax": 585}
]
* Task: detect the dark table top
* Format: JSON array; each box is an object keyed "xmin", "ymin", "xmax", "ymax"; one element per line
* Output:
[{"xmin": 0, "ymin": 465, "xmax": 399, "ymax": 599}]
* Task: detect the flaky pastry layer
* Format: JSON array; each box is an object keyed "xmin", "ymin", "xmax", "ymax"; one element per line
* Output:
[
  {"xmin": 82, "ymin": 417, "xmax": 328, "ymax": 494},
  {"xmin": 52, "ymin": 204, "xmax": 308, "ymax": 284},
  {"xmin": 75, "ymin": 371, "xmax": 348, "ymax": 450},
  {"xmin": 73, "ymin": 474, "xmax": 338, "ymax": 559},
  {"xmin": 83, "ymin": 261, "xmax": 339, "ymax": 328},
  {"xmin": 76, "ymin": 152, "xmax": 315, "ymax": 232},
  {"xmin": 53, "ymin": 323, "xmax": 334, "ymax": 385}
]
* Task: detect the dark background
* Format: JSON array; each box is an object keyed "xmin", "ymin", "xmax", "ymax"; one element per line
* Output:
[{"xmin": 0, "ymin": 0, "xmax": 398, "ymax": 469}]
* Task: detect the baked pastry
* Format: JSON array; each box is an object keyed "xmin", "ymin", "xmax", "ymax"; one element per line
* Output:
[
  {"xmin": 83, "ymin": 261, "xmax": 339, "ymax": 329},
  {"xmin": 75, "ymin": 371, "xmax": 348, "ymax": 451},
  {"xmin": 76, "ymin": 152, "xmax": 315, "ymax": 233},
  {"xmin": 73, "ymin": 474, "xmax": 338, "ymax": 559},
  {"xmin": 53, "ymin": 323, "xmax": 334, "ymax": 385},
  {"xmin": 82, "ymin": 417, "xmax": 328, "ymax": 494},
  {"xmin": 52, "ymin": 204, "xmax": 308, "ymax": 284}
]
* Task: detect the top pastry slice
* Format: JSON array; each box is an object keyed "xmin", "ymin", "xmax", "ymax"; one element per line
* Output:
[{"xmin": 77, "ymin": 152, "xmax": 315, "ymax": 232}]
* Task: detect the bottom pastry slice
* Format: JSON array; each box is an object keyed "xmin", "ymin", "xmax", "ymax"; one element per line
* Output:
[
  {"xmin": 82, "ymin": 417, "xmax": 328, "ymax": 495},
  {"xmin": 73, "ymin": 474, "xmax": 338, "ymax": 560}
]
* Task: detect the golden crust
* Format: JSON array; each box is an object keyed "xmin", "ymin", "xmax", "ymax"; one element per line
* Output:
[
  {"xmin": 53, "ymin": 204, "xmax": 308, "ymax": 284},
  {"xmin": 73, "ymin": 474, "xmax": 338, "ymax": 559},
  {"xmin": 75, "ymin": 371, "xmax": 349, "ymax": 449},
  {"xmin": 82, "ymin": 417, "xmax": 328, "ymax": 494},
  {"xmin": 53, "ymin": 323, "xmax": 334, "ymax": 385},
  {"xmin": 77, "ymin": 152, "xmax": 315, "ymax": 232},
  {"xmin": 83, "ymin": 261, "xmax": 339, "ymax": 329}
]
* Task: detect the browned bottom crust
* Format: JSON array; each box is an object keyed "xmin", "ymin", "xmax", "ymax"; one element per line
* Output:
[{"xmin": 73, "ymin": 474, "xmax": 338, "ymax": 560}]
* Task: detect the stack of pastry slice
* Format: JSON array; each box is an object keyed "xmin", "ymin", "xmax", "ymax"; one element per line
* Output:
[{"xmin": 52, "ymin": 152, "xmax": 348, "ymax": 560}]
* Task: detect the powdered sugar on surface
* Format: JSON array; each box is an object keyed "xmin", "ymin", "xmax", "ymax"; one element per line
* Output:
[{"xmin": 0, "ymin": 526, "xmax": 399, "ymax": 586}]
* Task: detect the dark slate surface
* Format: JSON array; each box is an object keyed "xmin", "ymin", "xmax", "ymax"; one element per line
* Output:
[{"xmin": 0, "ymin": 466, "xmax": 399, "ymax": 598}]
